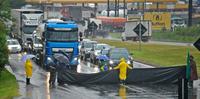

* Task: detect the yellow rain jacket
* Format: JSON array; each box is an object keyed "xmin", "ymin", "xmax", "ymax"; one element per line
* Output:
[
  {"xmin": 25, "ymin": 59, "xmax": 33, "ymax": 78},
  {"xmin": 114, "ymin": 58, "xmax": 132, "ymax": 80}
]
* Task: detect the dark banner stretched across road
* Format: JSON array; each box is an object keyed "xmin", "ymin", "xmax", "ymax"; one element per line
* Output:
[{"xmin": 57, "ymin": 66, "xmax": 186, "ymax": 84}]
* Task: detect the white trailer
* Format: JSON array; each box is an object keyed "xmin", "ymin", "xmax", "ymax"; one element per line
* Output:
[
  {"xmin": 11, "ymin": 9, "xmax": 43, "ymax": 49},
  {"xmin": 121, "ymin": 20, "xmax": 152, "ymax": 41}
]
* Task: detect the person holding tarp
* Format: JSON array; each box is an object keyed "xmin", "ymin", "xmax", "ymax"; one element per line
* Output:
[
  {"xmin": 189, "ymin": 55, "xmax": 198, "ymax": 88},
  {"xmin": 97, "ymin": 55, "xmax": 109, "ymax": 71},
  {"xmin": 99, "ymin": 59, "xmax": 109, "ymax": 71},
  {"xmin": 114, "ymin": 58, "xmax": 132, "ymax": 85}
]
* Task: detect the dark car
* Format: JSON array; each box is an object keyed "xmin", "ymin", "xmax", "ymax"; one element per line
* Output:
[{"xmin": 108, "ymin": 48, "xmax": 133, "ymax": 68}]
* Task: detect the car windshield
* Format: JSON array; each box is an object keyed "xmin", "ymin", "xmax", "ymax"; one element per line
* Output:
[
  {"xmin": 110, "ymin": 53, "xmax": 129, "ymax": 60},
  {"xmin": 7, "ymin": 40, "xmax": 19, "ymax": 45},
  {"xmin": 101, "ymin": 50, "xmax": 109, "ymax": 55},
  {"xmin": 84, "ymin": 42, "xmax": 96, "ymax": 48},
  {"xmin": 110, "ymin": 49, "xmax": 128, "ymax": 54},
  {"xmin": 22, "ymin": 26, "xmax": 37, "ymax": 34},
  {"xmin": 95, "ymin": 45, "xmax": 108, "ymax": 50}
]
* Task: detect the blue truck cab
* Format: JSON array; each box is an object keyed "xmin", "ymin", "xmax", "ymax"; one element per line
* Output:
[{"xmin": 44, "ymin": 21, "xmax": 79, "ymax": 70}]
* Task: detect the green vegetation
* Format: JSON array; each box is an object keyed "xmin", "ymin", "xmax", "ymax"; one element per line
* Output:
[
  {"xmin": 0, "ymin": 69, "xmax": 19, "ymax": 99},
  {"xmin": 152, "ymin": 26, "xmax": 200, "ymax": 43},
  {"xmin": 0, "ymin": 22, "xmax": 9, "ymax": 73},
  {"xmin": 0, "ymin": 0, "xmax": 10, "ymax": 73},
  {"xmin": 97, "ymin": 39, "xmax": 200, "ymax": 75},
  {"xmin": 109, "ymin": 32, "xmax": 121, "ymax": 39},
  {"xmin": 0, "ymin": 0, "xmax": 11, "ymax": 21},
  {"xmin": 11, "ymin": 0, "xmax": 26, "ymax": 9}
]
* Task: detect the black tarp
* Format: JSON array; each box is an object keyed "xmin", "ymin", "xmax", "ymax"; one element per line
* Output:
[{"xmin": 57, "ymin": 66, "xmax": 186, "ymax": 84}]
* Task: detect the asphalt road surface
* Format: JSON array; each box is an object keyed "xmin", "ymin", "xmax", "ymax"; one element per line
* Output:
[{"xmin": 8, "ymin": 53, "xmax": 198, "ymax": 99}]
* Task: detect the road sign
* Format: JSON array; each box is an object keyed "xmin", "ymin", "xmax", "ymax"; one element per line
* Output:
[
  {"xmin": 133, "ymin": 23, "xmax": 147, "ymax": 36},
  {"xmin": 194, "ymin": 38, "xmax": 200, "ymax": 51},
  {"xmin": 88, "ymin": 21, "xmax": 98, "ymax": 31},
  {"xmin": 144, "ymin": 12, "xmax": 171, "ymax": 30}
]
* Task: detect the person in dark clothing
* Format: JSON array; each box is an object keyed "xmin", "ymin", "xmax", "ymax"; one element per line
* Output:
[
  {"xmin": 49, "ymin": 64, "xmax": 57, "ymax": 88},
  {"xmin": 189, "ymin": 55, "xmax": 198, "ymax": 88}
]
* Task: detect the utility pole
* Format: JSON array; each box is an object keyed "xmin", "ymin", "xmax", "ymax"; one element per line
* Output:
[
  {"xmin": 188, "ymin": 0, "xmax": 193, "ymax": 27},
  {"xmin": 107, "ymin": 0, "xmax": 110, "ymax": 17},
  {"xmin": 139, "ymin": 17, "xmax": 142, "ymax": 51},
  {"xmin": 117, "ymin": 0, "xmax": 120, "ymax": 17},
  {"xmin": 123, "ymin": 0, "xmax": 126, "ymax": 18},
  {"xmin": 115, "ymin": 0, "xmax": 117, "ymax": 17}
]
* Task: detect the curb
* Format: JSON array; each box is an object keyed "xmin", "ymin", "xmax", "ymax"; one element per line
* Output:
[{"xmin": 5, "ymin": 64, "xmax": 14, "ymax": 75}]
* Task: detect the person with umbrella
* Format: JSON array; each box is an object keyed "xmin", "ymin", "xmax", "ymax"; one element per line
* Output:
[
  {"xmin": 21, "ymin": 54, "xmax": 35, "ymax": 85},
  {"xmin": 97, "ymin": 55, "xmax": 109, "ymax": 71},
  {"xmin": 114, "ymin": 58, "xmax": 133, "ymax": 85}
]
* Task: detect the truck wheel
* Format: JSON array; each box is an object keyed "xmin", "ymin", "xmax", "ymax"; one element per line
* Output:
[
  {"xmin": 81, "ymin": 55, "xmax": 83, "ymax": 60},
  {"xmin": 122, "ymin": 37, "xmax": 125, "ymax": 41},
  {"xmin": 90, "ymin": 58, "xmax": 93, "ymax": 63}
]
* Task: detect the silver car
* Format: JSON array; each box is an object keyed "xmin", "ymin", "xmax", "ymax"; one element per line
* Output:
[{"xmin": 7, "ymin": 39, "xmax": 22, "ymax": 53}]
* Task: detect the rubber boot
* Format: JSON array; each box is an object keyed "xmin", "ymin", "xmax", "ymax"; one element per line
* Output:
[{"xmin": 26, "ymin": 78, "xmax": 30, "ymax": 85}]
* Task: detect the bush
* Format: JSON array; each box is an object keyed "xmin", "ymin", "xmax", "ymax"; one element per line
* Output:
[{"xmin": 0, "ymin": 22, "xmax": 9, "ymax": 73}]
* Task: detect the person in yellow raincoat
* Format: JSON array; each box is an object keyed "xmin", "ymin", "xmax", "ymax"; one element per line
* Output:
[
  {"xmin": 114, "ymin": 58, "xmax": 132, "ymax": 84},
  {"xmin": 25, "ymin": 59, "xmax": 33, "ymax": 85}
]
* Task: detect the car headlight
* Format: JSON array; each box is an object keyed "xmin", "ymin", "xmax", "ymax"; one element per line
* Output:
[
  {"xmin": 47, "ymin": 57, "xmax": 52, "ymax": 61},
  {"xmin": 24, "ymin": 43, "xmax": 27, "ymax": 46},
  {"xmin": 74, "ymin": 57, "xmax": 78, "ymax": 61},
  {"xmin": 47, "ymin": 57, "xmax": 53, "ymax": 64},
  {"xmin": 94, "ymin": 52, "xmax": 98, "ymax": 55},
  {"xmin": 8, "ymin": 47, "xmax": 11, "ymax": 50},
  {"xmin": 109, "ymin": 60, "xmax": 114, "ymax": 64},
  {"xmin": 127, "ymin": 60, "xmax": 131, "ymax": 64},
  {"xmin": 17, "ymin": 46, "xmax": 21, "ymax": 50}
]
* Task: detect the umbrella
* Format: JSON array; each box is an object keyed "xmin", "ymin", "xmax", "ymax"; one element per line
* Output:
[
  {"xmin": 53, "ymin": 54, "xmax": 70, "ymax": 65},
  {"xmin": 21, "ymin": 54, "xmax": 35, "ymax": 62},
  {"xmin": 96, "ymin": 55, "xmax": 109, "ymax": 61}
]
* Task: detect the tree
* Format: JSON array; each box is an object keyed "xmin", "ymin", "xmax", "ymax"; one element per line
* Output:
[
  {"xmin": 0, "ymin": 22, "xmax": 9, "ymax": 73},
  {"xmin": 0, "ymin": 0, "xmax": 11, "ymax": 21},
  {"xmin": 10, "ymin": 0, "xmax": 26, "ymax": 9},
  {"xmin": 0, "ymin": 0, "xmax": 10, "ymax": 74}
]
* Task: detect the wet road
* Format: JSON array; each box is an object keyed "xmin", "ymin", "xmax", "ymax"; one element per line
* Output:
[{"xmin": 8, "ymin": 53, "xmax": 197, "ymax": 99}]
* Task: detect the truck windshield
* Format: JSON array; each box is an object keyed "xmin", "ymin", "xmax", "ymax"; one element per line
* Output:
[
  {"xmin": 22, "ymin": 26, "xmax": 37, "ymax": 34},
  {"xmin": 173, "ymin": 19, "xmax": 185, "ymax": 25},
  {"xmin": 34, "ymin": 38, "xmax": 41, "ymax": 44},
  {"xmin": 46, "ymin": 30, "xmax": 78, "ymax": 42}
]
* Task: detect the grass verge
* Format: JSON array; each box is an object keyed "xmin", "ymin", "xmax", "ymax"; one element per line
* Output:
[
  {"xmin": 152, "ymin": 26, "xmax": 200, "ymax": 43},
  {"xmin": 0, "ymin": 69, "xmax": 19, "ymax": 99},
  {"xmin": 109, "ymin": 32, "xmax": 121, "ymax": 39},
  {"xmin": 97, "ymin": 39, "xmax": 200, "ymax": 75}
]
